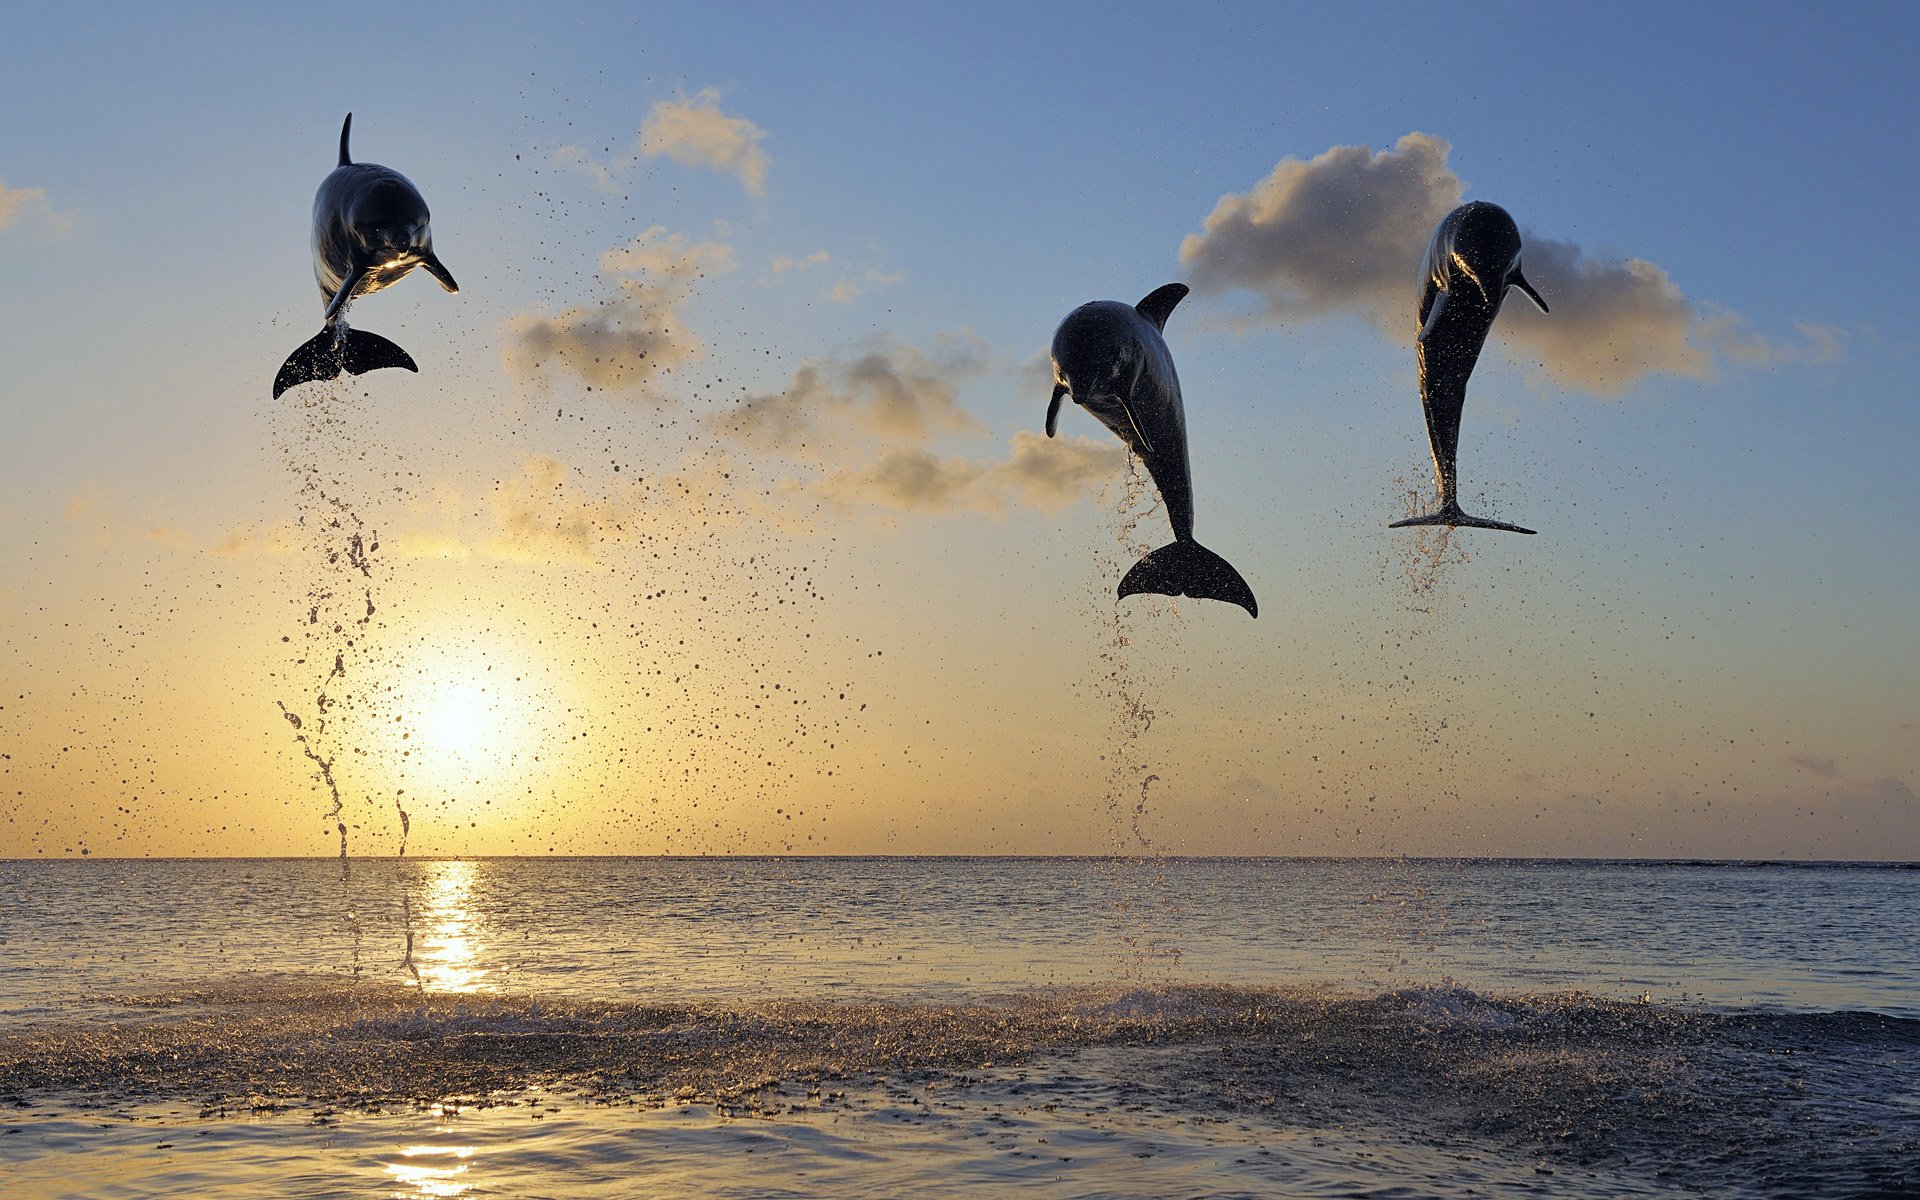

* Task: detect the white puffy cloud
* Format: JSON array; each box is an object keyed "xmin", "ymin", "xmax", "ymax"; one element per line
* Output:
[
  {"xmin": 1181, "ymin": 133, "xmax": 1461, "ymax": 322},
  {"xmin": 1180, "ymin": 133, "xmax": 1840, "ymax": 395},
  {"xmin": 639, "ymin": 89, "xmax": 769, "ymax": 198},
  {"xmin": 551, "ymin": 89, "xmax": 769, "ymax": 200}
]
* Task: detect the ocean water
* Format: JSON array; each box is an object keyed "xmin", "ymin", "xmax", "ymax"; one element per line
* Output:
[{"xmin": 1, "ymin": 857, "xmax": 1915, "ymax": 1198}]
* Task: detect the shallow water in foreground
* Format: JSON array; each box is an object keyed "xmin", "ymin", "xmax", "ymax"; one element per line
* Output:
[{"xmin": 2, "ymin": 857, "xmax": 1916, "ymax": 1197}]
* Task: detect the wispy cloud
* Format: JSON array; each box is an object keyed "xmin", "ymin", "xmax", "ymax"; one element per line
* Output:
[
  {"xmin": 639, "ymin": 89, "xmax": 769, "ymax": 199},
  {"xmin": 713, "ymin": 333, "xmax": 987, "ymax": 456},
  {"xmin": 709, "ymin": 335, "xmax": 1124, "ymax": 517},
  {"xmin": 376, "ymin": 454, "xmax": 769, "ymax": 565},
  {"xmin": 826, "ymin": 267, "xmax": 906, "ymax": 304},
  {"xmin": 812, "ymin": 431, "xmax": 1124, "ymax": 515},
  {"xmin": 502, "ymin": 226, "xmax": 734, "ymax": 396},
  {"xmin": 1783, "ymin": 753, "xmax": 1840, "ymax": 778},
  {"xmin": 63, "ymin": 485, "xmax": 194, "ymax": 551},
  {"xmin": 552, "ymin": 89, "xmax": 769, "ymax": 200},
  {"xmin": 1180, "ymin": 132, "xmax": 1839, "ymax": 395},
  {"xmin": 0, "ymin": 177, "xmax": 75, "ymax": 236},
  {"xmin": 759, "ymin": 249, "xmax": 831, "ymax": 285}
]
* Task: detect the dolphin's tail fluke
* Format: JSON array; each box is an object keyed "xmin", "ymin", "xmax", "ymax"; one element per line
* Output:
[
  {"xmin": 1118, "ymin": 538, "xmax": 1258, "ymax": 617},
  {"xmin": 1389, "ymin": 500, "xmax": 1536, "ymax": 535},
  {"xmin": 272, "ymin": 327, "xmax": 418, "ymax": 399}
]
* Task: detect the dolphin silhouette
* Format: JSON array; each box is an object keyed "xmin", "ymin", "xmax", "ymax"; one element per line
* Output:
[
  {"xmin": 272, "ymin": 114, "xmax": 459, "ymax": 399},
  {"xmin": 1048, "ymin": 283, "xmax": 1257, "ymax": 617},
  {"xmin": 1389, "ymin": 200, "xmax": 1548, "ymax": 535}
]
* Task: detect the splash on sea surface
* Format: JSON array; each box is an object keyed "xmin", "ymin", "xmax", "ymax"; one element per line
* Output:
[{"xmin": 3, "ymin": 980, "xmax": 1916, "ymax": 1198}]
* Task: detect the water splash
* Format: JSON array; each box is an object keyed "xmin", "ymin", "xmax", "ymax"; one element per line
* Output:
[{"xmin": 1085, "ymin": 458, "xmax": 1186, "ymax": 981}]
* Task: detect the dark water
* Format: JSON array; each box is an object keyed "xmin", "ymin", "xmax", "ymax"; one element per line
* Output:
[{"xmin": 2, "ymin": 857, "xmax": 1916, "ymax": 1197}]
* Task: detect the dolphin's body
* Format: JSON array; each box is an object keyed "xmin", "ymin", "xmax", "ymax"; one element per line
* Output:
[
  {"xmin": 1390, "ymin": 200, "xmax": 1548, "ymax": 534},
  {"xmin": 272, "ymin": 114, "xmax": 459, "ymax": 399},
  {"xmin": 1048, "ymin": 283, "xmax": 1257, "ymax": 617}
]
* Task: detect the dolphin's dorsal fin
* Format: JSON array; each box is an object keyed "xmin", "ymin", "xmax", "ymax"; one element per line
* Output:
[
  {"xmin": 1045, "ymin": 383, "xmax": 1067, "ymax": 437},
  {"xmin": 339, "ymin": 113, "xmax": 353, "ymax": 167},
  {"xmin": 1135, "ymin": 283, "xmax": 1189, "ymax": 332},
  {"xmin": 1417, "ymin": 289, "xmax": 1449, "ymax": 343}
]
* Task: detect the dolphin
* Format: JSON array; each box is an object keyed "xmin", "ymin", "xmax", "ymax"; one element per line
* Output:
[
  {"xmin": 272, "ymin": 114, "xmax": 459, "ymax": 399},
  {"xmin": 1048, "ymin": 283, "xmax": 1257, "ymax": 617},
  {"xmin": 1389, "ymin": 200, "xmax": 1548, "ymax": 535}
]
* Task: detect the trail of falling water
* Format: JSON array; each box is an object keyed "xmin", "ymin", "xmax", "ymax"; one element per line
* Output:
[
  {"xmin": 1090, "ymin": 458, "xmax": 1182, "ymax": 980},
  {"xmin": 1362, "ymin": 470, "xmax": 1480, "ymax": 981},
  {"xmin": 400, "ymin": 891, "xmax": 423, "ymax": 991},
  {"xmin": 271, "ymin": 384, "xmax": 400, "ymax": 979}
]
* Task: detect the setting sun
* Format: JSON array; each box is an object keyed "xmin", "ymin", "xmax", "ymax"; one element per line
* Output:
[{"xmin": 423, "ymin": 686, "xmax": 497, "ymax": 758}]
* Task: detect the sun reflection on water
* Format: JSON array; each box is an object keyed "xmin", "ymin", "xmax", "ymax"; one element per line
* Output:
[
  {"xmin": 408, "ymin": 860, "xmax": 491, "ymax": 993},
  {"xmin": 384, "ymin": 1143, "xmax": 476, "ymax": 1199}
]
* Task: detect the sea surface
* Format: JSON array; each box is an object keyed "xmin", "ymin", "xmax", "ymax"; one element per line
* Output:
[{"xmin": 1, "ymin": 856, "xmax": 1915, "ymax": 1198}]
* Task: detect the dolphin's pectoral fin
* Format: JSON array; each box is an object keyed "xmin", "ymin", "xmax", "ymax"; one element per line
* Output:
[
  {"xmin": 1046, "ymin": 383, "xmax": 1067, "ymax": 437},
  {"xmin": 1389, "ymin": 500, "xmax": 1536, "ymax": 535},
  {"xmin": 1417, "ymin": 289, "xmax": 1449, "ymax": 343},
  {"xmin": 274, "ymin": 329, "xmax": 345, "ymax": 399},
  {"xmin": 340, "ymin": 328, "xmax": 418, "ymax": 379},
  {"xmin": 1510, "ymin": 268, "xmax": 1549, "ymax": 314},
  {"xmin": 1134, "ymin": 283, "xmax": 1189, "ymax": 332},
  {"xmin": 421, "ymin": 252, "xmax": 459, "ymax": 294},
  {"xmin": 1118, "ymin": 539, "xmax": 1257, "ymax": 618},
  {"xmin": 322, "ymin": 264, "xmax": 369, "ymax": 324},
  {"xmin": 1115, "ymin": 394, "xmax": 1155, "ymax": 456}
]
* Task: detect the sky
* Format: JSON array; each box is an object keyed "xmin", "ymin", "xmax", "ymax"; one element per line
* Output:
[{"xmin": 2, "ymin": 2, "xmax": 1916, "ymax": 859}]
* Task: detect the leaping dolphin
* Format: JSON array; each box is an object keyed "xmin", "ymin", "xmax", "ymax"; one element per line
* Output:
[
  {"xmin": 1048, "ymin": 283, "xmax": 1257, "ymax": 617},
  {"xmin": 272, "ymin": 114, "xmax": 459, "ymax": 399},
  {"xmin": 1389, "ymin": 200, "xmax": 1548, "ymax": 535}
]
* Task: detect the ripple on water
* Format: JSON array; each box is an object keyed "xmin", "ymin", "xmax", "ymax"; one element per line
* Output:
[{"xmin": 2, "ymin": 982, "xmax": 1916, "ymax": 1197}]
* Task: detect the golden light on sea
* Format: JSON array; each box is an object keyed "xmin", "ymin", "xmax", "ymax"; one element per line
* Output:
[
  {"xmin": 407, "ymin": 859, "xmax": 489, "ymax": 993},
  {"xmin": 384, "ymin": 1143, "xmax": 476, "ymax": 1199}
]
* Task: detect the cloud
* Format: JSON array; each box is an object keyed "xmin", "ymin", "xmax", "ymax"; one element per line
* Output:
[
  {"xmin": 760, "ymin": 250, "xmax": 830, "ymax": 285},
  {"xmin": 205, "ymin": 523, "xmax": 301, "ymax": 557},
  {"xmin": 1835, "ymin": 776, "xmax": 1916, "ymax": 810},
  {"xmin": 713, "ymin": 334, "xmax": 988, "ymax": 455},
  {"xmin": 552, "ymin": 90, "xmax": 770, "ymax": 201},
  {"xmin": 756, "ymin": 244, "xmax": 901, "ymax": 302},
  {"xmin": 1179, "ymin": 133, "xmax": 1838, "ymax": 395},
  {"xmin": 503, "ymin": 226, "xmax": 734, "ymax": 395},
  {"xmin": 487, "ymin": 452, "xmax": 777, "ymax": 562},
  {"xmin": 486, "ymin": 454, "xmax": 622, "ymax": 563},
  {"xmin": 63, "ymin": 485, "xmax": 195, "ymax": 551},
  {"xmin": 1182, "ymin": 133, "xmax": 1461, "ymax": 323},
  {"xmin": 550, "ymin": 144, "xmax": 619, "ymax": 191},
  {"xmin": 813, "ymin": 432, "xmax": 1124, "ymax": 515},
  {"xmin": 1783, "ymin": 753, "xmax": 1839, "ymax": 778},
  {"xmin": 0, "ymin": 178, "xmax": 74, "ymax": 235},
  {"xmin": 708, "ymin": 334, "xmax": 1126, "ymax": 517},
  {"xmin": 373, "ymin": 454, "xmax": 774, "ymax": 564},
  {"xmin": 640, "ymin": 89, "xmax": 769, "ymax": 199},
  {"xmin": 827, "ymin": 267, "xmax": 906, "ymax": 304}
]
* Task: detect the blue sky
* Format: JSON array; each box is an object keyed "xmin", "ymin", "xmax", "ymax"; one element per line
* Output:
[{"xmin": 2, "ymin": 2, "xmax": 1916, "ymax": 858}]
